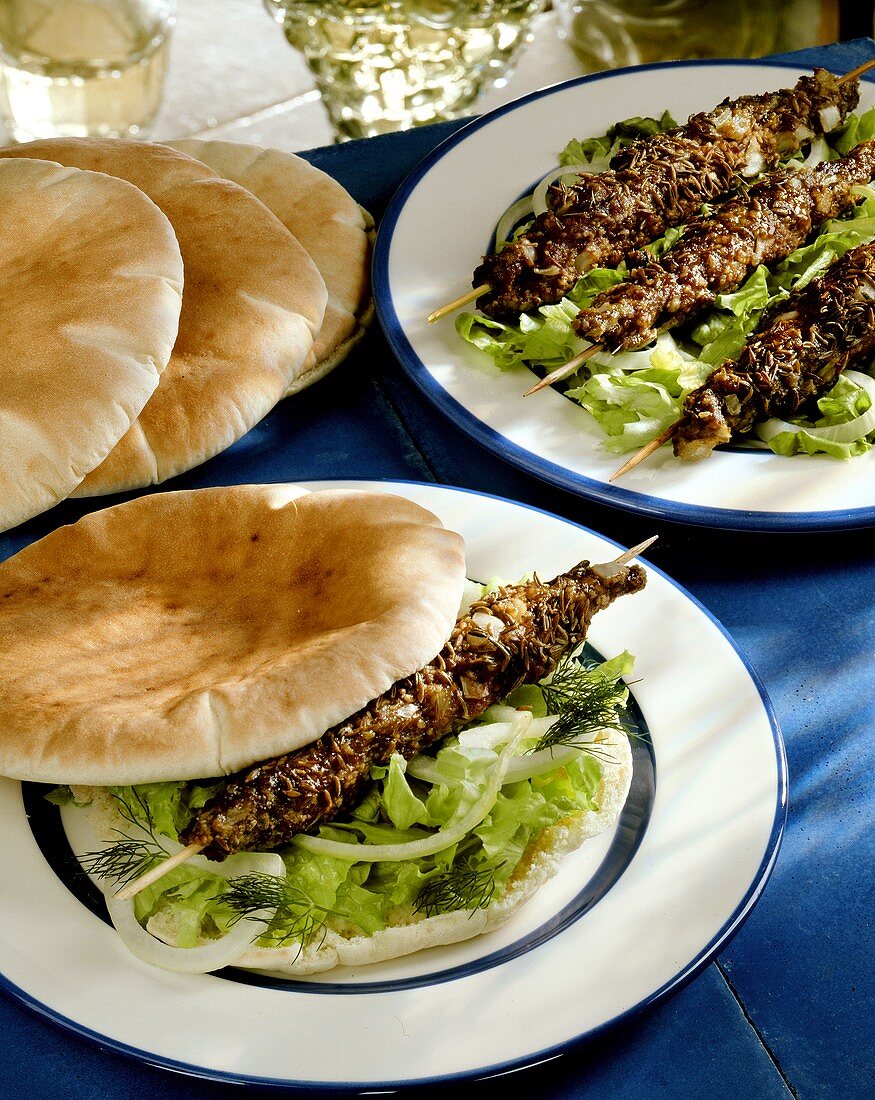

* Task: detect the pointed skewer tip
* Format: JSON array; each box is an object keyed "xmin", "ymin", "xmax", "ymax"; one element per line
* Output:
[
  {"xmin": 428, "ymin": 283, "xmax": 490, "ymax": 324},
  {"xmin": 609, "ymin": 421, "xmax": 680, "ymax": 482},
  {"xmin": 522, "ymin": 343, "xmax": 602, "ymax": 397},
  {"xmin": 611, "ymin": 535, "xmax": 658, "ymax": 566},
  {"xmin": 113, "ymin": 841, "xmax": 205, "ymax": 901}
]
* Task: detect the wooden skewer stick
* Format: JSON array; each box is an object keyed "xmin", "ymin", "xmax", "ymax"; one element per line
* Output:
[
  {"xmin": 114, "ymin": 841, "xmax": 205, "ymax": 901},
  {"xmin": 427, "ymin": 284, "xmax": 490, "ymax": 324},
  {"xmin": 609, "ymin": 421, "xmax": 681, "ymax": 482},
  {"xmin": 611, "ymin": 535, "xmax": 658, "ymax": 566},
  {"xmin": 522, "ymin": 342, "xmax": 602, "ymax": 396},
  {"xmin": 839, "ymin": 57, "xmax": 875, "ymax": 84}
]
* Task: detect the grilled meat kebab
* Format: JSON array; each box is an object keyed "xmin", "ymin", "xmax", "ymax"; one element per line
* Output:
[
  {"xmin": 675, "ymin": 238, "xmax": 875, "ymax": 460},
  {"xmin": 573, "ymin": 140, "xmax": 875, "ymax": 352},
  {"xmin": 181, "ymin": 558, "xmax": 647, "ymax": 860},
  {"xmin": 475, "ymin": 68, "xmax": 860, "ymax": 318}
]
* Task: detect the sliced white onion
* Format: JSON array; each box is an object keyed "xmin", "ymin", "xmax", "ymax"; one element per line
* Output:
[
  {"xmin": 293, "ymin": 715, "xmax": 533, "ymax": 863},
  {"xmin": 457, "ymin": 714, "xmax": 556, "ymax": 751},
  {"xmin": 532, "ymin": 163, "xmax": 591, "ymax": 216},
  {"xmin": 494, "ymin": 194, "xmax": 535, "ymax": 248},
  {"xmin": 404, "ymin": 755, "xmax": 449, "ymax": 786},
  {"xmin": 819, "ymin": 104, "xmax": 841, "ymax": 133},
  {"xmin": 92, "ymin": 838, "xmax": 286, "ymax": 973},
  {"xmin": 756, "ymin": 370, "xmax": 875, "ymax": 446},
  {"xmin": 105, "ymin": 895, "xmax": 266, "ymax": 974},
  {"xmin": 457, "ymin": 719, "xmax": 517, "ymax": 750},
  {"xmin": 503, "ymin": 737, "xmax": 608, "ymax": 784}
]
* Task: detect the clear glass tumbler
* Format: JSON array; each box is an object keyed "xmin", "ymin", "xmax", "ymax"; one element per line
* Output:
[
  {"xmin": 0, "ymin": 0, "xmax": 176, "ymax": 142},
  {"xmin": 263, "ymin": 0, "xmax": 548, "ymax": 141},
  {"xmin": 555, "ymin": 0, "xmax": 783, "ymax": 72}
]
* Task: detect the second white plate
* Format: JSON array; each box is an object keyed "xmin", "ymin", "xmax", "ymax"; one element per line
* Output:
[{"xmin": 374, "ymin": 60, "xmax": 875, "ymax": 531}]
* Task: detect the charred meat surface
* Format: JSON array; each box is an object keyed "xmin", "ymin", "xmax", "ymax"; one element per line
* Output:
[
  {"xmin": 181, "ymin": 559, "xmax": 647, "ymax": 860},
  {"xmin": 675, "ymin": 239, "xmax": 875, "ymax": 460},
  {"xmin": 475, "ymin": 69, "xmax": 860, "ymax": 318},
  {"xmin": 574, "ymin": 141, "xmax": 875, "ymax": 352}
]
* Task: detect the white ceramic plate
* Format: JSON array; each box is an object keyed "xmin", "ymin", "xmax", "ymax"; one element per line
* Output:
[
  {"xmin": 0, "ymin": 481, "xmax": 785, "ymax": 1089},
  {"xmin": 373, "ymin": 61, "xmax": 875, "ymax": 531}
]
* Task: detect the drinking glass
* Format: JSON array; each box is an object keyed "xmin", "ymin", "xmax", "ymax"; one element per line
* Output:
[
  {"xmin": 263, "ymin": 0, "xmax": 548, "ymax": 141},
  {"xmin": 555, "ymin": 0, "xmax": 783, "ymax": 72},
  {"xmin": 0, "ymin": 0, "xmax": 176, "ymax": 142}
]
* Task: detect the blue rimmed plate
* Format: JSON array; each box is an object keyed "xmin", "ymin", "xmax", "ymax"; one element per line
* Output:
[
  {"xmin": 0, "ymin": 480, "xmax": 785, "ymax": 1088},
  {"xmin": 373, "ymin": 60, "xmax": 875, "ymax": 531}
]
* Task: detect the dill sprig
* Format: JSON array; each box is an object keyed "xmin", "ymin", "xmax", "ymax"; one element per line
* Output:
[
  {"xmin": 414, "ymin": 863, "xmax": 500, "ymax": 918},
  {"xmin": 78, "ymin": 838, "xmax": 166, "ymax": 887},
  {"xmin": 222, "ymin": 873, "xmax": 338, "ymax": 952},
  {"xmin": 77, "ymin": 789, "xmax": 169, "ymax": 886},
  {"xmin": 533, "ymin": 657, "xmax": 633, "ymax": 753}
]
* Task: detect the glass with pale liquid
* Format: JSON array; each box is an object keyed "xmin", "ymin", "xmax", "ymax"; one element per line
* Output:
[
  {"xmin": 263, "ymin": 0, "xmax": 547, "ymax": 141},
  {"xmin": 0, "ymin": 0, "xmax": 175, "ymax": 143},
  {"xmin": 555, "ymin": 0, "xmax": 784, "ymax": 72}
]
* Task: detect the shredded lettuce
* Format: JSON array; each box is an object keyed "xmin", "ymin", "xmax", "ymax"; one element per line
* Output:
[
  {"xmin": 458, "ymin": 106, "xmax": 875, "ymax": 457},
  {"xmin": 79, "ymin": 653, "xmax": 635, "ymax": 955},
  {"xmin": 759, "ymin": 373, "xmax": 874, "ymax": 459}
]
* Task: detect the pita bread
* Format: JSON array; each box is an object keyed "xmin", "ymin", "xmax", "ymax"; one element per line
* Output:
[
  {"xmin": 0, "ymin": 157, "xmax": 183, "ymax": 534},
  {"xmin": 0, "ymin": 138, "xmax": 328, "ymax": 496},
  {"xmin": 169, "ymin": 138, "xmax": 373, "ymax": 393},
  {"xmin": 0, "ymin": 487, "xmax": 466, "ymax": 785}
]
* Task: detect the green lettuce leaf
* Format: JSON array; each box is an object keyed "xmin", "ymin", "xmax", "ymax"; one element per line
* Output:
[
  {"xmin": 831, "ymin": 104, "xmax": 875, "ymax": 155},
  {"xmin": 762, "ymin": 374, "xmax": 874, "ymax": 458}
]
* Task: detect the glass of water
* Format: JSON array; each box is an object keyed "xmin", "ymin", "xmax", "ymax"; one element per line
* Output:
[
  {"xmin": 0, "ymin": 0, "xmax": 175, "ymax": 143},
  {"xmin": 263, "ymin": 0, "xmax": 548, "ymax": 141}
]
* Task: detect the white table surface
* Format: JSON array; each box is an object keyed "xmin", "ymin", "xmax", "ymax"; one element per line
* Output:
[{"xmin": 149, "ymin": 1, "xmax": 584, "ymax": 150}]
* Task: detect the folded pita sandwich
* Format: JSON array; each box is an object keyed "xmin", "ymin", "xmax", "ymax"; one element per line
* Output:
[{"xmin": 0, "ymin": 486, "xmax": 643, "ymax": 975}]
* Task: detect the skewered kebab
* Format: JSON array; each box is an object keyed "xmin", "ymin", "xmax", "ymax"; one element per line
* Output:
[
  {"xmin": 526, "ymin": 140, "xmax": 875, "ymax": 395},
  {"xmin": 471, "ymin": 67, "xmax": 862, "ymax": 320},
  {"xmin": 171, "ymin": 553, "xmax": 648, "ymax": 865},
  {"xmin": 573, "ymin": 140, "xmax": 875, "ymax": 354},
  {"xmin": 611, "ymin": 240, "xmax": 875, "ymax": 476},
  {"xmin": 674, "ymin": 238, "xmax": 875, "ymax": 460}
]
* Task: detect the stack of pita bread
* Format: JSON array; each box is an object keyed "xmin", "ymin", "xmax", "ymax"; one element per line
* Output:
[{"xmin": 0, "ymin": 136, "xmax": 373, "ymax": 532}]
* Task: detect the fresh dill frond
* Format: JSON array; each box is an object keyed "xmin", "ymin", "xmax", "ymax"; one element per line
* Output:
[
  {"xmin": 414, "ymin": 863, "xmax": 500, "ymax": 918},
  {"xmin": 77, "ymin": 789, "xmax": 171, "ymax": 886},
  {"xmin": 78, "ymin": 838, "xmax": 166, "ymax": 887},
  {"xmin": 222, "ymin": 873, "xmax": 337, "ymax": 952},
  {"xmin": 533, "ymin": 657, "xmax": 633, "ymax": 753}
]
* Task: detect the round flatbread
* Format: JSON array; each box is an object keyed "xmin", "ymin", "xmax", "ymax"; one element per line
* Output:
[
  {"xmin": 0, "ymin": 138, "xmax": 328, "ymax": 496},
  {"xmin": 169, "ymin": 138, "xmax": 373, "ymax": 394},
  {"xmin": 0, "ymin": 487, "xmax": 466, "ymax": 785},
  {"xmin": 0, "ymin": 157, "xmax": 183, "ymax": 533}
]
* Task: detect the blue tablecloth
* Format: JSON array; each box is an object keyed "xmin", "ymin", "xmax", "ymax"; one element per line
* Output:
[{"xmin": 1, "ymin": 39, "xmax": 873, "ymax": 1100}]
